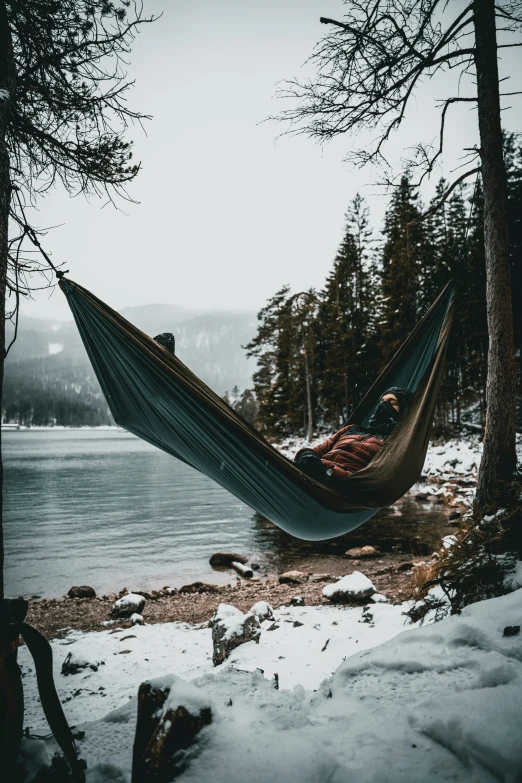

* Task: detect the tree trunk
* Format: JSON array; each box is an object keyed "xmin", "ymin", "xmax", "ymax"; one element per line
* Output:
[
  {"xmin": 0, "ymin": 0, "xmax": 16, "ymax": 600},
  {"xmin": 473, "ymin": 0, "xmax": 517, "ymax": 511},
  {"xmin": 303, "ymin": 340, "xmax": 313, "ymax": 442}
]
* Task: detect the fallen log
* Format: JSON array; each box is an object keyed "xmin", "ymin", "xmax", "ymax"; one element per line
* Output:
[{"xmin": 231, "ymin": 561, "xmax": 253, "ymax": 578}]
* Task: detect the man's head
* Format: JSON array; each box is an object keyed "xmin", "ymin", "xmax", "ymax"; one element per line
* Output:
[
  {"xmin": 380, "ymin": 387, "xmax": 413, "ymax": 416},
  {"xmin": 365, "ymin": 386, "xmax": 413, "ymax": 436}
]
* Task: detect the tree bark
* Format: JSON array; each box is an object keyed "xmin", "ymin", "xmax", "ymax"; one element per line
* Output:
[
  {"xmin": 0, "ymin": 0, "xmax": 16, "ymax": 600},
  {"xmin": 473, "ymin": 0, "xmax": 517, "ymax": 510},
  {"xmin": 303, "ymin": 340, "xmax": 313, "ymax": 442}
]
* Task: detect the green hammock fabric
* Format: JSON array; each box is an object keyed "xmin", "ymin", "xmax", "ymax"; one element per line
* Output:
[{"xmin": 60, "ymin": 279, "xmax": 454, "ymax": 541}]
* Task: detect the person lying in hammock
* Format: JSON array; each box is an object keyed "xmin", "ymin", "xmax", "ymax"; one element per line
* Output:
[{"xmin": 294, "ymin": 387, "xmax": 413, "ymax": 484}]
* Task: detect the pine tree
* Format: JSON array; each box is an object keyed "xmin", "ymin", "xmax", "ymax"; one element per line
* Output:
[
  {"xmin": 379, "ymin": 175, "xmax": 424, "ymax": 360},
  {"xmin": 317, "ymin": 195, "xmax": 378, "ymax": 426}
]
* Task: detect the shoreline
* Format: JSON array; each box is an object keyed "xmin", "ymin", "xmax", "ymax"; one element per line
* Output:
[{"xmin": 27, "ymin": 549, "xmax": 422, "ymax": 640}]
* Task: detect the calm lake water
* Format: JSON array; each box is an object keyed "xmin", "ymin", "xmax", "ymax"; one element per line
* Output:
[{"xmin": 4, "ymin": 429, "xmax": 450, "ymax": 599}]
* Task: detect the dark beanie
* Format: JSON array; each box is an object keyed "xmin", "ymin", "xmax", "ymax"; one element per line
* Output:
[{"xmin": 382, "ymin": 386, "xmax": 413, "ymax": 413}]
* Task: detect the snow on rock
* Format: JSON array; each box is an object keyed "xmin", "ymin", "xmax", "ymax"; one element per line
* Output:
[
  {"xmin": 21, "ymin": 589, "xmax": 522, "ymax": 783},
  {"xmin": 371, "ymin": 593, "xmax": 389, "ymax": 603},
  {"xmin": 130, "ymin": 613, "xmax": 144, "ymax": 625},
  {"xmin": 152, "ymin": 673, "xmax": 212, "ymax": 717},
  {"xmin": 61, "ymin": 649, "xmax": 105, "ymax": 676},
  {"xmin": 250, "ymin": 601, "xmax": 274, "ymax": 621},
  {"xmin": 504, "ymin": 560, "xmax": 522, "ymax": 591},
  {"xmin": 211, "ymin": 604, "xmax": 261, "ymax": 666},
  {"xmin": 322, "ymin": 571, "xmax": 376, "ymax": 603},
  {"xmin": 112, "ymin": 593, "xmax": 146, "ymax": 618},
  {"xmin": 209, "ymin": 603, "xmax": 243, "ymax": 628}
]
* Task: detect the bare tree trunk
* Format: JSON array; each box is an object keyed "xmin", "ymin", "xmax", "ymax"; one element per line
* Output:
[
  {"xmin": 0, "ymin": 0, "xmax": 16, "ymax": 600},
  {"xmin": 303, "ymin": 340, "xmax": 313, "ymax": 442},
  {"xmin": 473, "ymin": 0, "xmax": 517, "ymax": 510}
]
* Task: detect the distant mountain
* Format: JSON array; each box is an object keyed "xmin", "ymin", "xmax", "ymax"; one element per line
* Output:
[{"xmin": 3, "ymin": 304, "xmax": 258, "ymax": 425}]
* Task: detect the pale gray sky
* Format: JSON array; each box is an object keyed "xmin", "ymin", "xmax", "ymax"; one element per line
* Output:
[{"xmin": 18, "ymin": 0, "xmax": 522, "ymax": 321}]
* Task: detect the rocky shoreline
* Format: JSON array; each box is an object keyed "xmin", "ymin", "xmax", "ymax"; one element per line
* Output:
[
  {"xmin": 27, "ymin": 549, "xmax": 437, "ymax": 639},
  {"xmin": 25, "ymin": 437, "xmax": 485, "ymax": 639}
]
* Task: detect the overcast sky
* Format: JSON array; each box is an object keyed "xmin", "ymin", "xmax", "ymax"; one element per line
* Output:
[{"xmin": 18, "ymin": 0, "xmax": 522, "ymax": 322}]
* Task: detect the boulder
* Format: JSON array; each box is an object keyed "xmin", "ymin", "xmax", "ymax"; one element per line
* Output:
[
  {"xmin": 132, "ymin": 674, "xmax": 212, "ymax": 781},
  {"xmin": 290, "ymin": 596, "xmax": 305, "ymax": 607},
  {"xmin": 322, "ymin": 572, "xmax": 376, "ymax": 604},
  {"xmin": 209, "ymin": 552, "xmax": 248, "ymax": 568},
  {"xmin": 112, "ymin": 593, "xmax": 146, "ymax": 618},
  {"xmin": 179, "ymin": 582, "xmax": 222, "ymax": 595},
  {"xmin": 279, "ymin": 570, "xmax": 305, "ymax": 585},
  {"xmin": 344, "ymin": 546, "xmax": 379, "ymax": 559},
  {"xmin": 62, "ymin": 650, "xmax": 104, "ymax": 675},
  {"xmin": 131, "ymin": 613, "xmax": 145, "ymax": 625},
  {"xmin": 250, "ymin": 601, "xmax": 274, "ymax": 621},
  {"xmin": 67, "ymin": 585, "xmax": 96, "ymax": 599},
  {"xmin": 211, "ymin": 603, "xmax": 261, "ymax": 666}
]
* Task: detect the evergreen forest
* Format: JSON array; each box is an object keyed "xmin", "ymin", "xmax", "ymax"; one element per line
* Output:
[{"xmin": 245, "ymin": 133, "xmax": 522, "ymax": 441}]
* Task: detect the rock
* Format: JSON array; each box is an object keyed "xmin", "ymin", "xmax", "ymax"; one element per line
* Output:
[
  {"xmin": 413, "ymin": 489, "xmax": 434, "ymax": 501},
  {"xmin": 503, "ymin": 625, "xmax": 520, "ymax": 637},
  {"xmin": 290, "ymin": 596, "xmax": 304, "ymax": 607},
  {"xmin": 344, "ymin": 546, "xmax": 379, "ymax": 559},
  {"xmin": 250, "ymin": 601, "xmax": 274, "ymax": 621},
  {"xmin": 322, "ymin": 572, "xmax": 376, "ymax": 604},
  {"xmin": 67, "ymin": 585, "xmax": 96, "ymax": 599},
  {"xmin": 209, "ymin": 552, "xmax": 248, "ymax": 568},
  {"xmin": 179, "ymin": 582, "xmax": 222, "ymax": 595},
  {"xmin": 266, "ymin": 623, "xmax": 280, "ymax": 631},
  {"xmin": 279, "ymin": 570, "xmax": 305, "ymax": 585},
  {"xmin": 133, "ymin": 674, "xmax": 212, "ymax": 781},
  {"xmin": 371, "ymin": 593, "xmax": 389, "ymax": 603},
  {"xmin": 130, "ymin": 613, "xmax": 145, "ymax": 625},
  {"xmin": 396, "ymin": 561, "xmax": 414, "ymax": 572},
  {"xmin": 211, "ymin": 604, "xmax": 261, "ymax": 666},
  {"xmin": 62, "ymin": 650, "xmax": 104, "ymax": 675},
  {"xmin": 112, "ymin": 593, "xmax": 146, "ymax": 618},
  {"xmin": 293, "ymin": 621, "xmax": 304, "ymax": 628},
  {"xmin": 308, "ymin": 573, "xmax": 333, "ymax": 583}
]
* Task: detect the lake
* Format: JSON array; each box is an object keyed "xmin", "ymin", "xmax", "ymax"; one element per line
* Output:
[{"xmin": 3, "ymin": 429, "xmax": 451, "ymax": 599}]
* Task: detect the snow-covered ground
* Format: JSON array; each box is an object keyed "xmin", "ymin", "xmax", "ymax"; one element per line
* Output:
[{"xmin": 20, "ymin": 588, "xmax": 522, "ymax": 782}]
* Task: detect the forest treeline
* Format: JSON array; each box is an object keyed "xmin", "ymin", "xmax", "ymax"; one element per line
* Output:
[
  {"xmin": 3, "ymin": 357, "xmax": 113, "ymax": 427},
  {"xmin": 245, "ymin": 133, "xmax": 522, "ymax": 441}
]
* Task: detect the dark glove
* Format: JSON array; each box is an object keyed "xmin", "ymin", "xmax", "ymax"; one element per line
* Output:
[{"xmin": 295, "ymin": 450, "xmax": 329, "ymax": 482}]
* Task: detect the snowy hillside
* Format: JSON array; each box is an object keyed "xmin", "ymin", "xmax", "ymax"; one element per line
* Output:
[{"xmin": 4, "ymin": 305, "xmax": 257, "ymax": 423}]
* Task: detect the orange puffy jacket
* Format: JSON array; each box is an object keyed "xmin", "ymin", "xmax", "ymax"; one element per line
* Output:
[{"xmin": 295, "ymin": 425, "xmax": 384, "ymax": 481}]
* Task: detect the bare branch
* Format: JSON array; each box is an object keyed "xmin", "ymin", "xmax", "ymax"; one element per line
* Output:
[{"xmin": 408, "ymin": 167, "xmax": 481, "ymax": 226}]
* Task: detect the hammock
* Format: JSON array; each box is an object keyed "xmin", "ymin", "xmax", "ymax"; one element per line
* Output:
[{"xmin": 60, "ymin": 279, "xmax": 454, "ymax": 541}]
